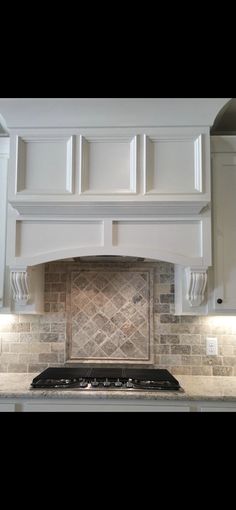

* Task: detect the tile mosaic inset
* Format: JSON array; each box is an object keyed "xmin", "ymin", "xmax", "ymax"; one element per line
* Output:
[{"xmin": 67, "ymin": 267, "xmax": 154, "ymax": 363}]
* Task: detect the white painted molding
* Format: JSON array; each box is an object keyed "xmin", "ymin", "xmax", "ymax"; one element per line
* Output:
[
  {"xmin": 185, "ymin": 267, "xmax": 208, "ymax": 307},
  {"xmin": 0, "ymin": 137, "xmax": 10, "ymax": 156},
  {"xmin": 9, "ymin": 200, "xmax": 209, "ymax": 217},
  {"xmin": 7, "ymin": 215, "xmax": 210, "ymax": 268},
  {"xmin": 10, "ymin": 269, "xmax": 30, "ymax": 305},
  {"xmin": 194, "ymin": 135, "xmax": 202, "ymax": 192},
  {"xmin": 0, "ymin": 98, "xmax": 231, "ymax": 129},
  {"xmin": 0, "ymin": 138, "xmax": 10, "ymax": 308}
]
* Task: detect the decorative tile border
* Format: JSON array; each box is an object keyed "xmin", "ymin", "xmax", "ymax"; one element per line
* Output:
[{"xmin": 66, "ymin": 264, "xmax": 154, "ymax": 364}]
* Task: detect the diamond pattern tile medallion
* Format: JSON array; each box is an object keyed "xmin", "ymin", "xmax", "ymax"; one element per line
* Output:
[{"xmin": 67, "ymin": 266, "xmax": 154, "ymax": 363}]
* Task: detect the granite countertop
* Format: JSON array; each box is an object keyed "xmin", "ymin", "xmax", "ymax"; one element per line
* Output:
[{"xmin": 1, "ymin": 373, "xmax": 236, "ymax": 401}]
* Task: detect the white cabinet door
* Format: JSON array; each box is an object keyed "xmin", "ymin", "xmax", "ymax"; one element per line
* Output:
[
  {"xmin": 200, "ymin": 406, "xmax": 236, "ymax": 412},
  {"xmin": 23, "ymin": 402, "xmax": 190, "ymax": 412},
  {"xmin": 211, "ymin": 137, "xmax": 236, "ymax": 312},
  {"xmin": 0, "ymin": 403, "xmax": 15, "ymax": 412},
  {"xmin": 0, "ymin": 138, "xmax": 9, "ymax": 310}
]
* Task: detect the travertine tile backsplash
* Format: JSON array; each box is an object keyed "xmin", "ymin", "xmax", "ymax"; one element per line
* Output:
[
  {"xmin": 1, "ymin": 260, "xmax": 236, "ymax": 375},
  {"xmin": 67, "ymin": 265, "xmax": 154, "ymax": 363}
]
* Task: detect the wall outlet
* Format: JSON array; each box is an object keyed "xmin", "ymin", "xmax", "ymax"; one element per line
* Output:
[{"xmin": 206, "ymin": 337, "xmax": 218, "ymax": 356}]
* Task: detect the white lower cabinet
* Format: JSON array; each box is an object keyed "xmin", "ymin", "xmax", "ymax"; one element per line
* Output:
[
  {"xmin": 0, "ymin": 399, "xmax": 191, "ymax": 412},
  {"xmin": 0, "ymin": 403, "xmax": 15, "ymax": 412},
  {"xmin": 0, "ymin": 399, "xmax": 236, "ymax": 411},
  {"xmin": 22, "ymin": 402, "xmax": 190, "ymax": 412},
  {"xmin": 200, "ymin": 406, "xmax": 236, "ymax": 412}
]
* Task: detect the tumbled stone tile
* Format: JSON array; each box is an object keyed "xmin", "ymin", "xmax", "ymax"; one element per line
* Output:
[
  {"xmin": 202, "ymin": 356, "xmax": 223, "ymax": 366},
  {"xmin": 160, "ymin": 314, "xmax": 180, "ymax": 324},
  {"xmin": 161, "ymin": 335, "xmax": 180, "ymax": 344},
  {"xmin": 160, "ymin": 355, "xmax": 182, "ymax": 365},
  {"xmin": 50, "ymin": 323, "xmax": 66, "ymax": 333},
  {"xmin": 30, "ymin": 343, "xmax": 51, "ymax": 353},
  {"xmin": 19, "ymin": 333, "xmax": 40, "ymax": 343},
  {"xmin": 160, "ymin": 274, "xmax": 172, "ymax": 283},
  {"xmin": 182, "ymin": 355, "xmax": 202, "ymax": 365},
  {"xmin": 171, "ymin": 366, "xmax": 192, "ymax": 375},
  {"xmin": 171, "ymin": 345, "xmax": 191, "ymax": 355},
  {"xmin": 120, "ymin": 341, "xmax": 137, "ymax": 357},
  {"xmin": 93, "ymin": 330, "xmax": 106, "ymax": 345},
  {"xmin": 191, "ymin": 366, "xmax": 213, "ymax": 375},
  {"xmin": 11, "ymin": 323, "xmax": 30, "ymax": 333},
  {"xmin": 19, "ymin": 353, "xmax": 39, "ymax": 363},
  {"xmin": 101, "ymin": 340, "xmax": 117, "ymax": 356},
  {"xmin": 51, "ymin": 343, "xmax": 65, "ymax": 352},
  {"xmin": 28, "ymin": 363, "xmax": 48, "ymax": 373},
  {"xmin": 8, "ymin": 363, "xmax": 28, "ymax": 372},
  {"xmin": 39, "ymin": 353, "xmax": 59, "ymax": 363},
  {"xmin": 180, "ymin": 334, "xmax": 201, "ymax": 344},
  {"xmin": 10, "ymin": 343, "xmax": 29, "ymax": 353},
  {"xmin": 191, "ymin": 345, "xmax": 206, "ymax": 355},
  {"xmin": 30, "ymin": 322, "xmax": 50, "ymax": 333},
  {"xmin": 160, "ymin": 294, "xmax": 174, "ymax": 304},
  {"xmin": 154, "ymin": 304, "xmax": 170, "ymax": 313},
  {"xmin": 213, "ymin": 366, "xmax": 233, "ymax": 376},
  {"xmin": 40, "ymin": 333, "xmax": 59, "ymax": 342},
  {"xmin": 223, "ymin": 356, "xmax": 236, "ymax": 367},
  {"xmin": 155, "ymin": 344, "xmax": 170, "ymax": 354}
]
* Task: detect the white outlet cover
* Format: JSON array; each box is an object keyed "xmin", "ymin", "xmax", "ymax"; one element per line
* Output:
[{"xmin": 206, "ymin": 337, "xmax": 218, "ymax": 356}]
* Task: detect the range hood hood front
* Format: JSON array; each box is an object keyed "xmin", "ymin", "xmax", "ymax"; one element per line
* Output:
[{"xmin": 1, "ymin": 98, "xmax": 230, "ymax": 314}]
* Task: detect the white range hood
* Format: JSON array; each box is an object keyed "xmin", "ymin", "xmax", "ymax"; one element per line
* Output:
[{"xmin": 0, "ymin": 98, "xmax": 230, "ymax": 314}]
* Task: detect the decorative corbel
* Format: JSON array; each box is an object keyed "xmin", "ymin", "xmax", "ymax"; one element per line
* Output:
[
  {"xmin": 185, "ymin": 267, "xmax": 207, "ymax": 307},
  {"xmin": 10, "ymin": 269, "xmax": 30, "ymax": 305}
]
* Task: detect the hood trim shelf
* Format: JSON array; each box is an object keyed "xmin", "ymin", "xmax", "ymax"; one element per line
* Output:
[{"xmin": 9, "ymin": 200, "xmax": 209, "ymax": 217}]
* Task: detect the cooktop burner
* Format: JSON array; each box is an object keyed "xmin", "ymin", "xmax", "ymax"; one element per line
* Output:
[{"xmin": 31, "ymin": 367, "xmax": 181, "ymax": 391}]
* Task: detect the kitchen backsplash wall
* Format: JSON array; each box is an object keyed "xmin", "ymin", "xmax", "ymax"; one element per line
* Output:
[{"xmin": 1, "ymin": 260, "xmax": 236, "ymax": 375}]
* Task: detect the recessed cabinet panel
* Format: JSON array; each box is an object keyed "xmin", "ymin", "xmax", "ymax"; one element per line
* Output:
[
  {"xmin": 0, "ymin": 139, "xmax": 9, "ymax": 309},
  {"xmin": 22, "ymin": 402, "xmax": 190, "ymax": 412},
  {"xmin": 16, "ymin": 136, "xmax": 74, "ymax": 194},
  {"xmin": 80, "ymin": 135, "xmax": 137, "ymax": 194},
  {"xmin": 0, "ymin": 166, "xmax": 7, "ymax": 307},
  {"xmin": 200, "ymin": 406, "xmax": 236, "ymax": 412},
  {"xmin": 144, "ymin": 135, "xmax": 202, "ymax": 194},
  {"xmin": 212, "ymin": 153, "xmax": 236, "ymax": 311},
  {"xmin": 15, "ymin": 221, "xmax": 103, "ymax": 260},
  {"xmin": 114, "ymin": 220, "xmax": 202, "ymax": 264}
]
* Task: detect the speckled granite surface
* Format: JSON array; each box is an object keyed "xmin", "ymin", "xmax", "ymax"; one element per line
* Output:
[{"xmin": 1, "ymin": 373, "xmax": 236, "ymax": 401}]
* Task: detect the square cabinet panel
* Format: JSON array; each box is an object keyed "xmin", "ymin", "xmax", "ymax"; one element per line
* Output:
[
  {"xmin": 80, "ymin": 135, "xmax": 137, "ymax": 194},
  {"xmin": 16, "ymin": 136, "xmax": 74, "ymax": 194},
  {"xmin": 144, "ymin": 135, "xmax": 202, "ymax": 195}
]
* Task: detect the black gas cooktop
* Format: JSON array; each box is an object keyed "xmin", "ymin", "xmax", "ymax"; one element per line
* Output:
[{"xmin": 31, "ymin": 367, "xmax": 181, "ymax": 391}]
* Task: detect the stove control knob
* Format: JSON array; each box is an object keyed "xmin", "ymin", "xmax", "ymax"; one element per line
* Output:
[
  {"xmin": 91, "ymin": 378, "xmax": 99, "ymax": 387},
  {"xmin": 115, "ymin": 378, "xmax": 122, "ymax": 387},
  {"xmin": 61, "ymin": 379, "xmax": 71, "ymax": 384},
  {"xmin": 79, "ymin": 379, "xmax": 88, "ymax": 388},
  {"xmin": 103, "ymin": 378, "xmax": 111, "ymax": 387},
  {"xmin": 126, "ymin": 378, "xmax": 134, "ymax": 388}
]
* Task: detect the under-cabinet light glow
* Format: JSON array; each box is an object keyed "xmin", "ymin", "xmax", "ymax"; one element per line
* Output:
[
  {"xmin": 0, "ymin": 314, "xmax": 18, "ymax": 326},
  {"xmin": 206, "ymin": 316, "xmax": 236, "ymax": 331}
]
